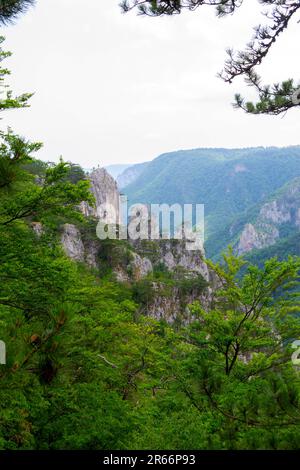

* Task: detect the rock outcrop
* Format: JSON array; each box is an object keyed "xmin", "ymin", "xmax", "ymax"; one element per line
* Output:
[
  {"xmin": 130, "ymin": 238, "xmax": 209, "ymax": 280},
  {"xmin": 81, "ymin": 167, "xmax": 120, "ymax": 224},
  {"xmin": 237, "ymin": 223, "xmax": 279, "ymax": 255},
  {"xmin": 61, "ymin": 224, "xmax": 85, "ymax": 262},
  {"xmin": 259, "ymin": 200, "xmax": 291, "ymax": 224},
  {"xmin": 130, "ymin": 252, "xmax": 153, "ymax": 281},
  {"xmin": 60, "ymin": 168, "xmax": 214, "ymax": 324},
  {"xmin": 145, "ymin": 283, "xmax": 213, "ymax": 324},
  {"xmin": 236, "ymin": 177, "xmax": 300, "ymax": 255},
  {"xmin": 60, "ymin": 221, "xmax": 214, "ymax": 323},
  {"xmin": 31, "ymin": 222, "xmax": 43, "ymax": 237},
  {"xmin": 61, "ymin": 224, "xmax": 99, "ymax": 268},
  {"xmin": 126, "ymin": 239, "xmax": 214, "ymax": 323}
]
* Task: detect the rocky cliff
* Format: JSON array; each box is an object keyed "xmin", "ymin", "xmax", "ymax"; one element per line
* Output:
[
  {"xmin": 131, "ymin": 239, "xmax": 210, "ymax": 282},
  {"xmin": 61, "ymin": 224, "xmax": 213, "ymax": 323},
  {"xmin": 237, "ymin": 223, "xmax": 279, "ymax": 255},
  {"xmin": 61, "ymin": 223, "xmax": 99, "ymax": 269},
  {"xmin": 59, "ymin": 166, "xmax": 214, "ymax": 323},
  {"xmin": 236, "ymin": 178, "xmax": 300, "ymax": 255},
  {"xmin": 80, "ymin": 167, "xmax": 120, "ymax": 223}
]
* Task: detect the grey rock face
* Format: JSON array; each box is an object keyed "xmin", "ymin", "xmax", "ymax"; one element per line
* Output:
[
  {"xmin": 146, "ymin": 284, "xmax": 188, "ymax": 324},
  {"xmin": 61, "ymin": 224, "xmax": 85, "ymax": 262},
  {"xmin": 61, "ymin": 224, "xmax": 99, "ymax": 268},
  {"xmin": 60, "ymin": 224, "xmax": 214, "ymax": 323},
  {"xmin": 82, "ymin": 168, "xmax": 120, "ymax": 224},
  {"xmin": 260, "ymin": 200, "xmax": 291, "ymax": 224},
  {"xmin": 237, "ymin": 223, "xmax": 279, "ymax": 255},
  {"xmin": 130, "ymin": 252, "xmax": 153, "ymax": 281},
  {"xmin": 132, "ymin": 239, "xmax": 209, "ymax": 282},
  {"xmin": 145, "ymin": 282, "xmax": 212, "ymax": 324},
  {"xmin": 236, "ymin": 178, "xmax": 300, "ymax": 255},
  {"xmin": 127, "ymin": 239, "xmax": 213, "ymax": 323},
  {"xmin": 61, "ymin": 166, "xmax": 214, "ymax": 324},
  {"xmin": 160, "ymin": 240, "xmax": 209, "ymax": 281},
  {"xmin": 31, "ymin": 222, "xmax": 44, "ymax": 237},
  {"xmin": 113, "ymin": 268, "xmax": 130, "ymax": 283}
]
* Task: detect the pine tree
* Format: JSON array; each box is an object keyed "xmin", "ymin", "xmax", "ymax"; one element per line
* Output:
[
  {"xmin": 121, "ymin": 1, "xmax": 300, "ymax": 115},
  {"xmin": 0, "ymin": 0, "xmax": 35, "ymax": 25}
]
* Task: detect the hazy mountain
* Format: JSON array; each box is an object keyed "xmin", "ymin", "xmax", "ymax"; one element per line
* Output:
[
  {"xmin": 117, "ymin": 161, "xmax": 149, "ymax": 189},
  {"xmin": 105, "ymin": 163, "xmax": 133, "ymax": 180}
]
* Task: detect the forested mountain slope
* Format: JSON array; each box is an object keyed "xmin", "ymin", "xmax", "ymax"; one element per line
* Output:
[
  {"xmin": 123, "ymin": 147, "xmax": 300, "ymax": 220},
  {"xmin": 206, "ymin": 177, "xmax": 300, "ymax": 260},
  {"xmin": 122, "ymin": 147, "xmax": 300, "ymax": 259}
]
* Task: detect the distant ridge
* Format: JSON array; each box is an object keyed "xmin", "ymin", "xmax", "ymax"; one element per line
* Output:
[{"xmin": 104, "ymin": 163, "xmax": 133, "ymax": 180}]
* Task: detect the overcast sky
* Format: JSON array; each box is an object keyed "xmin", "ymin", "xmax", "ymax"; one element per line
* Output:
[{"xmin": 2, "ymin": 0, "xmax": 300, "ymax": 167}]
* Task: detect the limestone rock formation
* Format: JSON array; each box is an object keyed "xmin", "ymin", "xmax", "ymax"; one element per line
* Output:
[
  {"xmin": 236, "ymin": 177, "xmax": 300, "ymax": 255},
  {"xmin": 145, "ymin": 282, "xmax": 213, "ymax": 324},
  {"xmin": 130, "ymin": 252, "xmax": 153, "ymax": 281},
  {"xmin": 60, "ymin": 169, "xmax": 214, "ymax": 324},
  {"xmin": 31, "ymin": 222, "xmax": 43, "ymax": 237},
  {"xmin": 237, "ymin": 223, "xmax": 279, "ymax": 255},
  {"xmin": 61, "ymin": 224, "xmax": 85, "ymax": 262},
  {"xmin": 132, "ymin": 239, "xmax": 210, "ymax": 282},
  {"xmin": 259, "ymin": 200, "xmax": 291, "ymax": 224},
  {"xmin": 81, "ymin": 167, "xmax": 120, "ymax": 224},
  {"xmin": 61, "ymin": 224, "xmax": 99, "ymax": 268}
]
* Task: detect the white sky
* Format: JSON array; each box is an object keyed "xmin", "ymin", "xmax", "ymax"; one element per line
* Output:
[{"xmin": 2, "ymin": 0, "xmax": 300, "ymax": 167}]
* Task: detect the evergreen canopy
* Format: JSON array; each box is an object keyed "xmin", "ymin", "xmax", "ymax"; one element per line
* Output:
[{"xmin": 0, "ymin": 0, "xmax": 35, "ymax": 25}]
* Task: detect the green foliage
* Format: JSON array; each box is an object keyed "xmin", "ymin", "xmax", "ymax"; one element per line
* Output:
[
  {"xmin": 173, "ymin": 251, "xmax": 300, "ymax": 448},
  {"xmin": 176, "ymin": 274, "xmax": 207, "ymax": 296},
  {"xmin": 0, "ymin": 1, "xmax": 35, "ymax": 25},
  {"xmin": 0, "ymin": 152, "xmax": 94, "ymax": 226},
  {"xmin": 0, "ymin": 130, "xmax": 42, "ymax": 190},
  {"xmin": 63, "ymin": 163, "xmax": 86, "ymax": 184},
  {"xmin": 235, "ymin": 79, "xmax": 300, "ymax": 116},
  {"xmin": 0, "ymin": 37, "xmax": 32, "ymax": 111}
]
